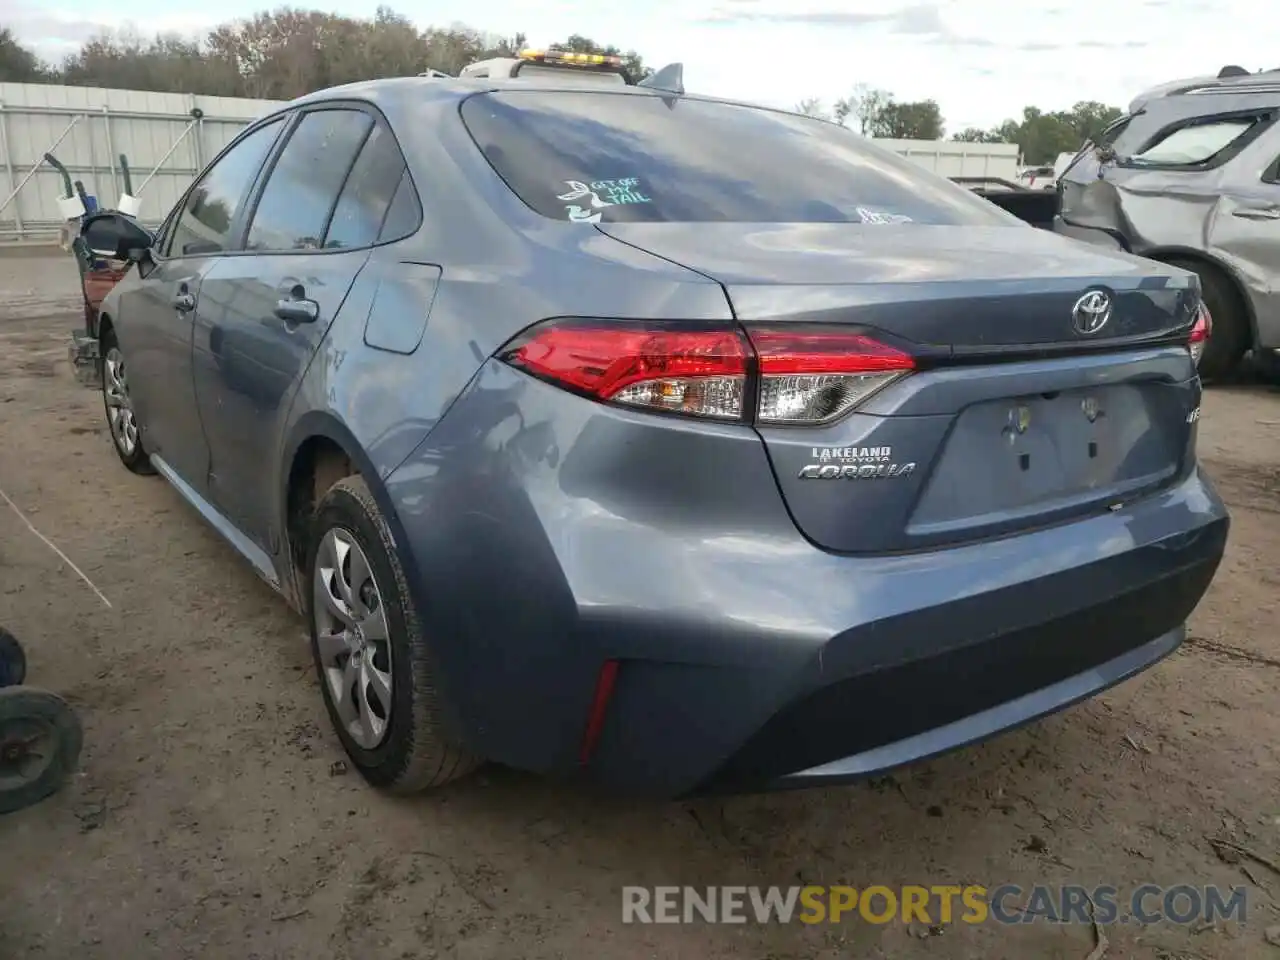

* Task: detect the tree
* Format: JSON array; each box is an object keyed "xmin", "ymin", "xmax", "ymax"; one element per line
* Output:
[
  {"xmin": 39, "ymin": 10, "xmax": 548, "ymax": 100},
  {"xmin": 833, "ymin": 84, "xmax": 892, "ymax": 134},
  {"xmin": 0, "ymin": 27, "xmax": 47, "ymax": 82},
  {"xmin": 960, "ymin": 101, "xmax": 1125, "ymax": 164},
  {"xmin": 953, "ymin": 127, "xmax": 1005, "ymax": 143},
  {"xmin": 868, "ymin": 99, "xmax": 944, "ymax": 140},
  {"xmin": 794, "ymin": 97, "xmax": 828, "ymax": 119}
]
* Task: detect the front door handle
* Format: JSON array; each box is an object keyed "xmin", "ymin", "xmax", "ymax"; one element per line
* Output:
[
  {"xmin": 171, "ymin": 292, "xmax": 196, "ymax": 312},
  {"xmin": 274, "ymin": 298, "xmax": 319, "ymax": 324},
  {"xmin": 1231, "ymin": 207, "xmax": 1280, "ymax": 220}
]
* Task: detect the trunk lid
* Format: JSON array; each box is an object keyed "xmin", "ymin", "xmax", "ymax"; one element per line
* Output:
[
  {"xmin": 596, "ymin": 222, "xmax": 1198, "ymax": 351},
  {"xmin": 598, "ymin": 222, "xmax": 1203, "ymax": 554}
]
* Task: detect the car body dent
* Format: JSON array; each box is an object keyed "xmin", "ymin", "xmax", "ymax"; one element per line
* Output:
[{"xmin": 1059, "ymin": 93, "xmax": 1280, "ymax": 351}]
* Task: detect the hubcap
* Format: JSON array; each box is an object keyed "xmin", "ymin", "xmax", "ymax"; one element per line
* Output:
[
  {"xmin": 0, "ymin": 720, "xmax": 53, "ymax": 790},
  {"xmin": 103, "ymin": 347, "xmax": 138, "ymax": 456},
  {"xmin": 313, "ymin": 528, "xmax": 392, "ymax": 750}
]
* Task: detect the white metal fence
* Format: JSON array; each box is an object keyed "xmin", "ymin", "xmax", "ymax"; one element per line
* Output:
[
  {"xmin": 0, "ymin": 82, "xmax": 279, "ymax": 243},
  {"xmin": 0, "ymin": 82, "xmax": 1022, "ymax": 244}
]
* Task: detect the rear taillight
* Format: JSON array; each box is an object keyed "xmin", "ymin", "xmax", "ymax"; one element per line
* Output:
[
  {"xmin": 1189, "ymin": 301, "xmax": 1212, "ymax": 366},
  {"xmin": 499, "ymin": 320, "xmax": 915, "ymax": 425},
  {"xmin": 500, "ymin": 321, "xmax": 749, "ymax": 419},
  {"xmin": 748, "ymin": 329, "xmax": 915, "ymax": 425}
]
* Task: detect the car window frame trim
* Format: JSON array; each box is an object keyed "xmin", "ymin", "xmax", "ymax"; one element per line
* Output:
[
  {"xmin": 237, "ymin": 104, "xmax": 372, "ymax": 255},
  {"xmin": 230, "ymin": 98, "xmax": 424, "ymax": 259},
  {"xmin": 155, "ymin": 112, "xmax": 291, "ymax": 263}
]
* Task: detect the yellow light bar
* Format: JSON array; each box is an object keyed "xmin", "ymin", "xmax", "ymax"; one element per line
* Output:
[{"xmin": 518, "ymin": 48, "xmax": 624, "ymax": 69}]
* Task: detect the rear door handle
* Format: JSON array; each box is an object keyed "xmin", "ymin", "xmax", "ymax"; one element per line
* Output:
[
  {"xmin": 1231, "ymin": 207, "xmax": 1280, "ymax": 220},
  {"xmin": 171, "ymin": 292, "xmax": 195, "ymax": 312},
  {"xmin": 274, "ymin": 298, "xmax": 319, "ymax": 324}
]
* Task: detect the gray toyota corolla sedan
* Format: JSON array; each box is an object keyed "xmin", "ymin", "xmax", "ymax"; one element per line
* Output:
[{"xmin": 83, "ymin": 69, "xmax": 1229, "ymax": 798}]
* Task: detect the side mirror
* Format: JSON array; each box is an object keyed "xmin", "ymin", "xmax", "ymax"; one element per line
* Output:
[{"xmin": 81, "ymin": 212, "xmax": 153, "ymax": 262}]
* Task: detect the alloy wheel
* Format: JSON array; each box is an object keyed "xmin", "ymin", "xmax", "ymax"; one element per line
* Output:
[
  {"xmin": 313, "ymin": 527, "xmax": 393, "ymax": 750},
  {"xmin": 103, "ymin": 347, "xmax": 139, "ymax": 456}
]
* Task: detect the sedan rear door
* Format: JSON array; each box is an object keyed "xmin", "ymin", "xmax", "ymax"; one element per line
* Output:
[{"xmin": 192, "ymin": 105, "xmax": 419, "ymax": 551}]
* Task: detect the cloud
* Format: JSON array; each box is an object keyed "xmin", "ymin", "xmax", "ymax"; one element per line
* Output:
[
  {"xmin": 694, "ymin": 2, "xmax": 947, "ymax": 29},
  {"xmin": 5, "ymin": 3, "xmax": 224, "ymax": 60},
  {"xmin": 4, "ymin": 0, "xmax": 1277, "ymax": 134}
]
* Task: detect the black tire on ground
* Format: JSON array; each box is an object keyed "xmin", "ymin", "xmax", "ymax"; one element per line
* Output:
[
  {"xmin": 1167, "ymin": 257, "xmax": 1250, "ymax": 381},
  {"xmin": 306, "ymin": 475, "xmax": 480, "ymax": 793},
  {"xmin": 0, "ymin": 629, "xmax": 26, "ymax": 688},
  {"xmin": 99, "ymin": 326, "xmax": 156, "ymax": 475},
  {"xmin": 0, "ymin": 687, "xmax": 84, "ymax": 815}
]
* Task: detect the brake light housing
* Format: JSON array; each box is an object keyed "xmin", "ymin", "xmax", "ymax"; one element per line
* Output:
[
  {"xmin": 1189, "ymin": 300, "xmax": 1212, "ymax": 366},
  {"xmin": 749, "ymin": 328, "xmax": 915, "ymax": 424},
  {"xmin": 499, "ymin": 319, "xmax": 915, "ymax": 425}
]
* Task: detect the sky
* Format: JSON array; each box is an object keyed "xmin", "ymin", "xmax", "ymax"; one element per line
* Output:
[{"xmin": 4, "ymin": 0, "xmax": 1275, "ymax": 131}]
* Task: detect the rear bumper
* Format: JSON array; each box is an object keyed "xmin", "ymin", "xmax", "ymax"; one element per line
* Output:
[
  {"xmin": 698, "ymin": 533, "xmax": 1218, "ymax": 794},
  {"xmin": 765, "ymin": 627, "xmax": 1183, "ymax": 791},
  {"xmin": 385, "ymin": 361, "xmax": 1230, "ymax": 798}
]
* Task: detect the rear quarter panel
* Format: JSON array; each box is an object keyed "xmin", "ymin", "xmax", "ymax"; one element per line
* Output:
[{"xmin": 274, "ymin": 91, "xmax": 733, "ymax": 540}]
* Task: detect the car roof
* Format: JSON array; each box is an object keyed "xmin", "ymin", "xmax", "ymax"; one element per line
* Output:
[
  {"xmin": 258, "ymin": 75, "xmax": 812, "ymax": 128},
  {"xmin": 1130, "ymin": 70, "xmax": 1280, "ymax": 113}
]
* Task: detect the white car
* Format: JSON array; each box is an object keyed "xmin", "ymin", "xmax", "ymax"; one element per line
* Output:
[{"xmin": 1017, "ymin": 165, "xmax": 1057, "ymax": 190}]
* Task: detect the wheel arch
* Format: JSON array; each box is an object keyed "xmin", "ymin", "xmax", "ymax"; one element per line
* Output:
[
  {"xmin": 1141, "ymin": 245, "xmax": 1259, "ymax": 347},
  {"xmin": 278, "ymin": 412, "xmax": 422, "ymax": 615}
]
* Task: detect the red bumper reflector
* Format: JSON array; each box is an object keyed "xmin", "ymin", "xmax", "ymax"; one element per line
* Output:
[{"xmin": 579, "ymin": 659, "xmax": 620, "ymax": 765}]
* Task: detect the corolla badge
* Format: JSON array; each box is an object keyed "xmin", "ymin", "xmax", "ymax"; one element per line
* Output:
[
  {"xmin": 1071, "ymin": 290, "xmax": 1113, "ymax": 335},
  {"xmin": 797, "ymin": 446, "xmax": 916, "ymax": 480}
]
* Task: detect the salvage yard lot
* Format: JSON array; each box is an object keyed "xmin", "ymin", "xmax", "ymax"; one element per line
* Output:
[{"xmin": 0, "ymin": 252, "xmax": 1277, "ymax": 960}]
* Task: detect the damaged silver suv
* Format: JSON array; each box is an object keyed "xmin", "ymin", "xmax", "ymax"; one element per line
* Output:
[{"xmin": 1057, "ymin": 66, "xmax": 1280, "ymax": 380}]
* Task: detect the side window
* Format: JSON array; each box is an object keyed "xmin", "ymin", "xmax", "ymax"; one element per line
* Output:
[
  {"xmin": 377, "ymin": 171, "xmax": 423, "ymax": 243},
  {"xmin": 169, "ymin": 118, "xmax": 284, "ymax": 257},
  {"xmin": 1263, "ymin": 147, "xmax": 1280, "ymax": 184},
  {"xmin": 245, "ymin": 109, "xmax": 373, "ymax": 252},
  {"xmin": 324, "ymin": 123, "xmax": 418, "ymax": 249},
  {"xmin": 1129, "ymin": 116, "xmax": 1264, "ymax": 166}
]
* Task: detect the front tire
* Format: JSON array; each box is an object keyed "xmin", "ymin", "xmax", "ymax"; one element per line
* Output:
[
  {"xmin": 100, "ymin": 327, "xmax": 155, "ymax": 475},
  {"xmin": 306, "ymin": 475, "xmax": 480, "ymax": 793}
]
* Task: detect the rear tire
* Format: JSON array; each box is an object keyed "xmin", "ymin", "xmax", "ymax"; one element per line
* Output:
[
  {"xmin": 0, "ymin": 687, "xmax": 84, "ymax": 815},
  {"xmin": 1167, "ymin": 257, "xmax": 1249, "ymax": 381},
  {"xmin": 99, "ymin": 327, "xmax": 155, "ymax": 475},
  {"xmin": 306, "ymin": 475, "xmax": 480, "ymax": 793}
]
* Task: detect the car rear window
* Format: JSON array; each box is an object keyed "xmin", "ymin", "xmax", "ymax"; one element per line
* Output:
[{"xmin": 459, "ymin": 91, "xmax": 1014, "ymax": 226}]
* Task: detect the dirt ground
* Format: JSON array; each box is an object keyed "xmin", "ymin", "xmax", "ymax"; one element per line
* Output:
[{"xmin": 0, "ymin": 252, "xmax": 1277, "ymax": 960}]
